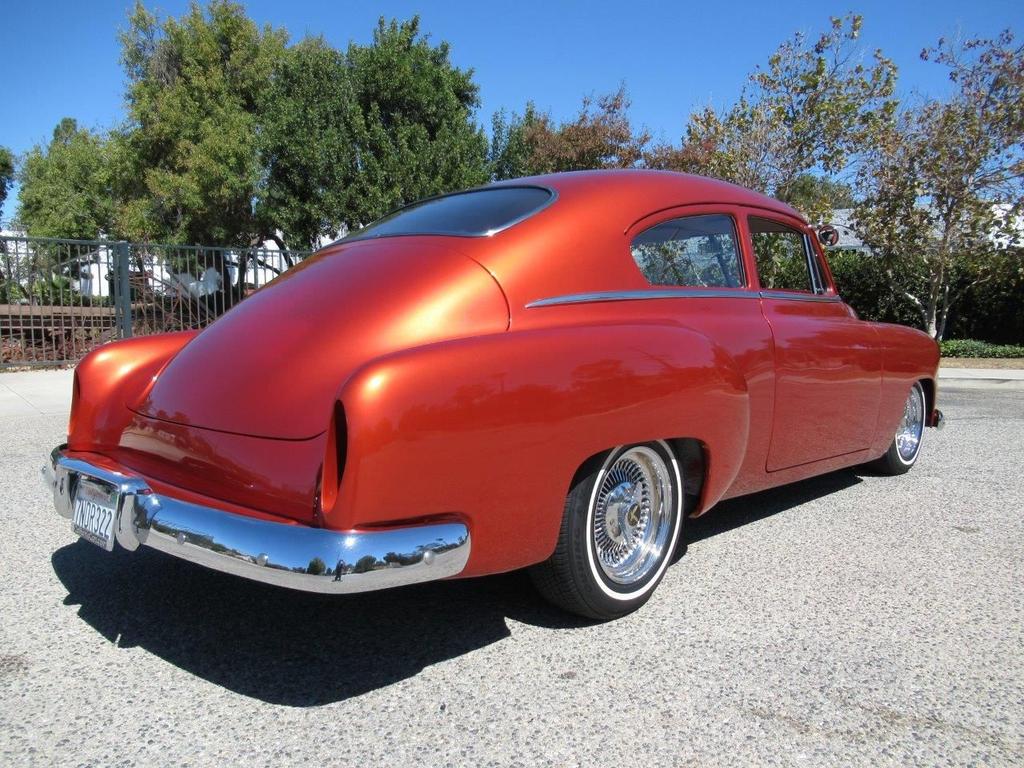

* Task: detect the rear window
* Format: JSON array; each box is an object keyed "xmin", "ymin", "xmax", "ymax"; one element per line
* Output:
[{"xmin": 343, "ymin": 186, "xmax": 554, "ymax": 241}]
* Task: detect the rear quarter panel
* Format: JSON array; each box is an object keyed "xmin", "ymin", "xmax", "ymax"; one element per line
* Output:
[
  {"xmin": 869, "ymin": 322, "xmax": 941, "ymax": 455},
  {"xmin": 68, "ymin": 331, "xmax": 198, "ymax": 451},
  {"xmin": 332, "ymin": 323, "xmax": 751, "ymax": 577}
]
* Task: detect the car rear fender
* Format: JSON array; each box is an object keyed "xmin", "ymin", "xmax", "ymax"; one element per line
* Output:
[
  {"xmin": 869, "ymin": 322, "xmax": 941, "ymax": 455},
  {"xmin": 331, "ymin": 322, "xmax": 750, "ymax": 577},
  {"xmin": 68, "ymin": 331, "xmax": 199, "ymax": 451}
]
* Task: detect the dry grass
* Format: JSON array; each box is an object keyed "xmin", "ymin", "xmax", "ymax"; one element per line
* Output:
[{"xmin": 940, "ymin": 357, "xmax": 1024, "ymax": 369}]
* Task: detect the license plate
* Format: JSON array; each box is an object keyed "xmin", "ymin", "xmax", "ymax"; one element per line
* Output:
[{"xmin": 72, "ymin": 477, "xmax": 119, "ymax": 551}]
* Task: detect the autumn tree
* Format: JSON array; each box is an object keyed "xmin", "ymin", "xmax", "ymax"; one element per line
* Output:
[
  {"xmin": 650, "ymin": 14, "xmax": 896, "ymax": 222},
  {"xmin": 855, "ymin": 31, "xmax": 1024, "ymax": 338},
  {"xmin": 492, "ymin": 87, "xmax": 650, "ymax": 179}
]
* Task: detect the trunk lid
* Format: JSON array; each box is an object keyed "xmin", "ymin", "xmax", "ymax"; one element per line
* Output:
[{"xmin": 133, "ymin": 238, "xmax": 509, "ymax": 440}]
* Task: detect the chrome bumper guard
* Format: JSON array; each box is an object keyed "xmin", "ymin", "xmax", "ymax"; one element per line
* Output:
[{"xmin": 42, "ymin": 446, "xmax": 470, "ymax": 594}]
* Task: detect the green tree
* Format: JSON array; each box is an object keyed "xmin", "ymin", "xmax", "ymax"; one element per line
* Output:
[
  {"xmin": 256, "ymin": 36, "xmax": 354, "ymax": 249},
  {"xmin": 855, "ymin": 31, "xmax": 1024, "ymax": 338},
  {"xmin": 114, "ymin": 5, "xmax": 491, "ymax": 245},
  {"xmin": 785, "ymin": 173, "xmax": 856, "ymax": 220},
  {"xmin": 488, "ymin": 105, "xmax": 540, "ymax": 180},
  {"xmin": 116, "ymin": 0, "xmax": 287, "ymax": 245},
  {"xmin": 0, "ymin": 146, "xmax": 14, "ymax": 223},
  {"xmin": 18, "ymin": 118, "xmax": 115, "ymax": 239},
  {"xmin": 341, "ymin": 17, "xmax": 489, "ymax": 228},
  {"xmin": 352, "ymin": 554, "xmax": 379, "ymax": 574},
  {"xmin": 650, "ymin": 14, "xmax": 896, "ymax": 222}
]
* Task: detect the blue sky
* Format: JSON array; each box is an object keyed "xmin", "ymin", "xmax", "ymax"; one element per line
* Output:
[{"xmin": 2, "ymin": 0, "xmax": 1022, "ymax": 216}]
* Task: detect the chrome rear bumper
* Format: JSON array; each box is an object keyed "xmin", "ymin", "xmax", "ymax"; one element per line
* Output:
[{"xmin": 43, "ymin": 446, "xmax": 470, "ymax": 594}]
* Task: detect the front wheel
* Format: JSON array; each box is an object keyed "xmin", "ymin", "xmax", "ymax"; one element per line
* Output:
[
  {"xmin": 530, "ymin": 441, "xmax": 683, "ymax": 620},
  {"xmin": 871, "ymin": 381, "xmax": 926, "ymax": 476}
]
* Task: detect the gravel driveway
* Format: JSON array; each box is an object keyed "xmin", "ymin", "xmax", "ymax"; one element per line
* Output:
[{"xmin": 1, "ymin": 384, "xmax": 1021, "ymax": 767}]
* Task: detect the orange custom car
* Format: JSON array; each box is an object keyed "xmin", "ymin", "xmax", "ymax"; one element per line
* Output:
[{"xmin": 44, "ymin": 170, "xmax": 942, "ymax": 620}]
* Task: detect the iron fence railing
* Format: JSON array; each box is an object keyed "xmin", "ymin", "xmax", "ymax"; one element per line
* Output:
[{"xmin": 0, "ymin": 235, "xmax": 312, "ymax": 367}]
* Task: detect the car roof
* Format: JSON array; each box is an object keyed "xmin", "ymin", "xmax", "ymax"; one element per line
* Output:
[
  {"xmin": 492, "ymin": 169, "xmax": 804, "ymax": 225},
  {"xmin": 446, "ymin": 170, "xmax": 808, "ymax": 311},
  {"xmin": 324, "ymin": 170, "xmax": 808, "ymax": 313}
]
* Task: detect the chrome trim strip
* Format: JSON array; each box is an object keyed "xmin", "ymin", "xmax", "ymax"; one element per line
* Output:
[
  {"xmin": 526, "ymin": 288, "xmax": 757, "ymax": 308},
  {"xmin": 525, "ymin": 288, "xmax": 845, "ymax": 308},
  {"xmin": 758, "ymin": 290, "xmax": 842, "ymax": 303},
  {"xmin": 44, "ymin": 447, "xmax": 470, "ymax": 594}
]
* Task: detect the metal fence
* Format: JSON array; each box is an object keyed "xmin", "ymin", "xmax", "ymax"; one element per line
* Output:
[{"xmin": 0, "ymin": 235, "xmax": 312, "ymax": 367}]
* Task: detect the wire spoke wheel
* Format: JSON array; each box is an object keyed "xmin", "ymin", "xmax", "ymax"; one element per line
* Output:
[
  {"xmin": 530, "ymin": 440, "xmax": 683, "ymax": 619},
  {"xmin": 590, "ymin": 446, "xmax": 673, "ymax": 585},
  {"xmin": 895, "ymin": 383, "xmax": 925, "ymax": 463},
  {"xmin": 869, "ymin": 380, "xmax": 929, "ymax": 476}
]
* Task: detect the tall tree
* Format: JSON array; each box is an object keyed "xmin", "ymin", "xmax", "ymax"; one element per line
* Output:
[
  {"xmin": 855, "ymin": 31, "xmax": 1024, "ymax": 338},
  {"xmin": 18, "ymin": 118, "xmax": 115, "ymax": 239},
  {"xmin": 256, "ymin": 36, "xmax": 354, "ymax": 249},
  {"xmin": 341, "ymin": 17, "xmax": 489, "ymax": 227},
  {"xmin": 116, "ymin": 0, "xmax": 286, "ymax": 245},
  {"xmin": 488, "ymin": 105, "xmax": 540, "ymax": 181},
  {"xmin": 0, "ymin": 146, "xmax": 14, "ymax": 223},
  {"xmin": 649, "ymin": 14, "xmax": 896, "ymax": 222}
]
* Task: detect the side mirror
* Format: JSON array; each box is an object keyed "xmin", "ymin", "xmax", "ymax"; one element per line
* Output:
[{"xmin": 817, "ymin": 225, "xmax": 839, "ymax": 247}]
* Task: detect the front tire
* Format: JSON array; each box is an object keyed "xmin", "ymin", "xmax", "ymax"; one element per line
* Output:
[
  {"xmin": 871, "ymin": 381, "xmax": 926, "ymax": 476},
  {"xmin": 530, "ymin": 441, "xmax": 683, "ymax": 620}
]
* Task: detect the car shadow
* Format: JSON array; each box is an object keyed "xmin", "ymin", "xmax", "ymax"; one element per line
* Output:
[
  {"xmin": 51, "ymin": 468, "xmax": 864, "ymax": 707},
  {"xmin": 51, "ymin": 541, "xmax": 582, "ymax": 706},
  {"xmin": 685, "ymin": 468, "xmax": 864, "ymax": 544}
]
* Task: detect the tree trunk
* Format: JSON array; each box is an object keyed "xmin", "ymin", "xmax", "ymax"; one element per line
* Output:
[
  {"xmin": 924, "ymin": 276, "xmax": 940, "ymax": 338},
  {"xmin": 924, "ymin": 253, "xmax": 946, "ymax": 339},
  {"xmin": 233, "ymin": 250, "xmax": 249, "ymax": 303},
  {"xmin": 936, "ymin": 281, "xmax": 953, "ymax": 341}
]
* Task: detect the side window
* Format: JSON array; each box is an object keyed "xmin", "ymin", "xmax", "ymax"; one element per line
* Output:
[
  {"xmin": 630, "ymin": 214, "xmax": 744, "ymax": 288},
  {"xmin": 749, "ymin": 217, "xmax": 820, "ymax": 293}
]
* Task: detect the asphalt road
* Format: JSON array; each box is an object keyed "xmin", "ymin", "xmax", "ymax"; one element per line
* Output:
[{"xmin": 1, "ymin": 384, "xmax": 1022, "ymax": 767}]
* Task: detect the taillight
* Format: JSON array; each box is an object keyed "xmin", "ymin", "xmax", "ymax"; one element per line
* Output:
[
  {"xmin": 319, "ymin": 401, "xmax": 347, "ymax": 514},
  {"xmin": 68, "ymin": 371, "xmax": 81, "ymax": 437}
]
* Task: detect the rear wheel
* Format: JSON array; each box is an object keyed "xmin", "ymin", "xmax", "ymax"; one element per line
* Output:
[
  {"xmin": 871, "ymin": 381, "xmax": 926, "ymax": 475},
  {"xmin": 530, "ymin": 441, "xmax": 683, "ymax": 620}
]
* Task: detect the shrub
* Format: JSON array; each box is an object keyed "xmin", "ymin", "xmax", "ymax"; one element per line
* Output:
[
  {"xmin": 826, "ymin": 249, "xmax": 1024, "ymax": 345},
  {"xmin": 939, "ymin": 339, "xmax": 1024, "ymax": 358},
  {"xmin": 944, "ymin": 266, "xmax": 1024, "ymax": 345},
  {"xmin": 827, "ymin": 249, "xmax": 922, "ymax": 327}
]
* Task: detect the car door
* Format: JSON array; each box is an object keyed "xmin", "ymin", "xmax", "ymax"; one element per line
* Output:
[
  {"xmin": 744, "ymin": 213, "xmax": 882, "ymax": 471},
  {"xmin": 625, "ymin": 205, "xmax": 777, "ymax": 490}
]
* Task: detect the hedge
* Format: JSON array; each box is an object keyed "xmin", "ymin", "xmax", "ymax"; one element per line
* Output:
[
  {"xmin": 827, "ymin": 249, "xmax": 922, "ymax": 328},
  {"xmin": 826, "ymin": 249, "xmax": 1024, "ymax": 346},
  {"xmin": 938, "ymin": 339, "xmax": 1024, "ymax": 358}
]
